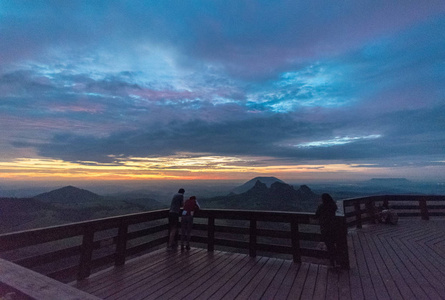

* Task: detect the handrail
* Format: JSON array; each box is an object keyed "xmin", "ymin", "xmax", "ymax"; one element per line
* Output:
[
  {"xmin": 0, "ymin": 208, "xmax": 349, "ymax": 284},
  {"xmin": 342, "ymin": 195, "xmax": 445, "ymax": 228},
  {"xmin": 2, "ymin": 194, "xmax": 442, "ymax": 288},
  {"xmin": 190, "ymin": 209, "xmax": 349, "ymax": 269},
  {"xmin": 0, "ymin": 258, "xmax": 100, "ymax": 300},
  {"xmin": 0, "ymin": 209, "xmax": 170, "ymax": 282}
]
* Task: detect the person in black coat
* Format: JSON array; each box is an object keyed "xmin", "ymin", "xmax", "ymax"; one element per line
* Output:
[{"xmin": 315, "ymin": 193, "xmax": 338, "ymax": 267}]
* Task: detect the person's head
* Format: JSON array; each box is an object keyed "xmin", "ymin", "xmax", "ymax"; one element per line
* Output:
[
  {"xmin": 321, "ymin": 193, "xmax": 334, "ymax": 204},
  {"xmin": 178, "ymin": 188, "xmax": 185, "ymax": 194}
]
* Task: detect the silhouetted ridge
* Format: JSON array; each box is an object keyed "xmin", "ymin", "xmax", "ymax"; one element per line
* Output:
[
  {"xmin": 246, "ymin": 180, "xmax": 268, "ymax": 195},
  {"xmin": 202, "ymin": 179, "xmax": 320, "ymax": 212},
  {"xmin": 232, "ymin": 177, "xmax": 285, "ymax": 194},
  {"xmin": 299, "ymin": 184, "xmax": 313, "ymax": 195},
  {"xmin": 34, "ymin": 186, "xmax": 102, "ymax": 204}
]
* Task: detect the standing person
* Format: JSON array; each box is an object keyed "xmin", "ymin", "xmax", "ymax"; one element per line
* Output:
[
  {"xmin": 181, "ymin": 196, "xmax": 200, "ymax": 251},
  {"xmin": 315, "ymin": 193, "xmax": 338, "ymax": 267},
  {"xmin": 167, "ymin": 188, "xmax": 185, "ymax": 250}
]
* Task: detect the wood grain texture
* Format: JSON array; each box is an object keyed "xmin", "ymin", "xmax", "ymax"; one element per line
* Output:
[{"xmin": 70, "ymin": 219, "xmax": 445, "ymax": 300}]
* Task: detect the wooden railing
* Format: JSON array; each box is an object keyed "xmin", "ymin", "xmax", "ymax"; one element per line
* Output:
[
  {"xmin": 342, "ymin": 195, "xmax": 445, "ymax": 228},
  {"xmin": 0, "ymin": 208, "xmax": 349, "ymax": 285},
  {"xmin": 1, "ymin": 194, "xmax": 444, "ymax": 298},
  {"xmin": 0, "ymin": 209, "xmax": 169, "ymax": 283},
  {"xmin": 191, "ymin": 209, "xmax": 349, "ymax": 269},
  {"xmin": 0, "ymin": 258, "xmax": 101, "ymax": 300}
]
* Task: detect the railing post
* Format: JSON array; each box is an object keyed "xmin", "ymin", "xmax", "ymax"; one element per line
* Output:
[
  {"xmin": 207, "ymin": 216, "xmax": 215, "ymax": 252},
  {"xmin": 419, "ymin": 197, "xmax": 429, "ymax": 220},
  {"xmin": 77, "ymin": 226, "xmax": 95, "ymax": 281},
  {"xmin": 115, "ymin": 221, "xmax": 128, "ymax": 266},
  {"xmin": 354, "ymin": 202, "xmax": 362, "ymax": 229},
  {"xmin": 365, "ymin": 200, "xmax": 376, "ymax": 224},
  {"xmin": 249, "ymin": 217, "xmax": 257, "ymax": 258},
  {"xmin": 291, "ymin": 219, "xmax": 301, "ymax": 263},
  {"xmin": 336, "ymin": 216, "xmax": 350, "ymax": 269}
]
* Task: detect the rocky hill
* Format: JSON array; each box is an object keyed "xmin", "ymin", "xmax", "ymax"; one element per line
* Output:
[
  {"xmin": 231, "ymin": 176, "xmax": 285, "ymax": 194},
  {"xmin": 0, "ymin": 186, "xmax": 165, "ymax": 234},
  {"xmin": 202, "ymin": 180, "xmax": 320, "ymax": 212},
  {"xmin": 34, "ymin": 185, "xmax": 103, "ymax": 205}
]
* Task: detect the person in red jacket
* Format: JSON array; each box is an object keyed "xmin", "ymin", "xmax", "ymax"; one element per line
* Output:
[{"xmin": 181, "ymin": 196, "xmax": 200, "ymax": 251}]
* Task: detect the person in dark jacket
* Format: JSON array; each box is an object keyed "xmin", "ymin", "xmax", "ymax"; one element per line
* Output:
[
  {"xmin": 167, "ymin": 188, "xmax": 185, "ymax": 250},
  {"xmin": 315, "ymin": 193, "xmax": 338, "ymax": 267}
]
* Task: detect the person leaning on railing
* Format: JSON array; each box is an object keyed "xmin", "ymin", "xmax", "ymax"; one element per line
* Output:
[
  {"xmin": 167, "ymin": 188, "xmax": 185, "ymax": 250},
  {"xmin": 314, "ymin": 193, "xmax": 339, "ymax": 267},
  {"xmin": 181, "ymin": 196, "xmax": 200, "ymax": 251}
]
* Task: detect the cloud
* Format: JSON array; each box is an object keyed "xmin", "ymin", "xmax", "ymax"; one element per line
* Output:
[
  {"xmin": 2, "ymin": 1, "xmax": 445, "ymax": 77},
  {"xmin": 12, "ymin": 101, "xmax": 441, "ymax": 168},
  {"xmin": 1, "ymin": 1, "xmax": 445, "ymax": 180}
]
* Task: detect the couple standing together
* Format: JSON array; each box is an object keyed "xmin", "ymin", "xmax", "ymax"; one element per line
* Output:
[{"xmin": 167, "ymin": 188, "xmax": 200, "ymax": 251}]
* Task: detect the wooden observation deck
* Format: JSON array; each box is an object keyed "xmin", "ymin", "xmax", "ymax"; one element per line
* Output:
[{"xmin": 1, "ymin": 195, "xmax": 444, "ymax": 299}]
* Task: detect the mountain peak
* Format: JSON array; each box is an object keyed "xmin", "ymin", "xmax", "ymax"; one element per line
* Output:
[
  {"xmin": 246, "ymin": 180, "xmax": 268, "ymax": 195},
  {"xmin": 204, "ymin": 179, "xmax": 320, "ymax": 212},
  {"xmin": 232, "ymin": 177, "xmax": 285, "ymax": 194},
  {"xmin": 34, "ymin": 186, "xmax": 102, "ymax": 204}
]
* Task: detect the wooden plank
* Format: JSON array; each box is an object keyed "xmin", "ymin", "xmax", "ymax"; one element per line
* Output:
[
  {"xmin": 371, "ymin": 226, "xmax": 416, "ymax": 300},
  {"xmin": 417, "ymin": 223, "xmax": 445, "ymax": 277},
  {"xmin": 286, "ymin": 262, "xmax": 310, "ymax": 299},
  {"xmin": 311, "ymin": 265, "xmax": 328, "ymax": 300},
  {"xmin": 179, "ymin": 253, "xmax": 249, "ymax": 300},
  {"xmin": 192, "ymin": 253, "xmax": 253, "ymax": 300},
  {"xmin": 409, "ymin": 221, "xmax": 445, "ymax": 279},
  {"xmin": 347, "ymin": 232, "xmax": 364, "ymax": 300},
  {"xmin": 219, "ymin": 256, "xmax": 269, "ymax": 300},
  {"xmin": 0, "ymin": 258, "xmax": 100, "ymax": 300},
  {"xmin": 337, "ymin": 267, "xmax": 351, "ymax": 300},
  {"xmin": 351, "ymin": 232, "xmax": 376, "ymax": 299},
  {"xmin": 105, "ymin": 248, "xmax": 210, "ymax": 300},
  {"xmin": 361, "ymin": 228, "xmax": 402, "ymax": 300},
  {"xmin": 300, "ymin": 263, "xmax": 319, "ymax": 299},
  {"xmin": 390, "ymin": 228, "xmax": 445, "ymax": 298},
  {"xmin": 234, "ymin": 257, "xmax": 280, "ymax": 299},
  {"xmin": 269, "ymin": 262, "xmax": 300, "ymax": 300},
  {"xmin": 149, "ymin": 251, "xmax": 237, "ymax": 300},
  {"xmin": 376, "ymin": 224, "xmax": 429, "ymax": 299},
  {"xmin": 325, "ymin": 267, "xmax": 339, "ymax": 300},
  {"xmin": 73, "ymin": 248, "xmax": 176, "ymax": 293},
  {"xmin": 260, "ymin": 259, "xmax": 292, "ymax": 300},
  {"xmin": 357, "ymin": 233, "xmax": 391, "ymax": 300},
  {"xmin": 89, "ymin": 248, "xmax": 202, "ymax": 298}
]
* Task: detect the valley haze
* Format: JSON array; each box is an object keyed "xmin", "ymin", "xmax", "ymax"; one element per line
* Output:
[
  {"xmin": 1, "ymin": 176, "xmax": 444, "ymax": 234},
  {"xmin": 2, "ymin": 177, "xmax": 444, "ymax": 201}
]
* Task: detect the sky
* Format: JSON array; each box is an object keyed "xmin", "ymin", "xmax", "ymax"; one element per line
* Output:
[{"xmin": 1, "ymin": 1, "xmax": 445, "ymax": 184}]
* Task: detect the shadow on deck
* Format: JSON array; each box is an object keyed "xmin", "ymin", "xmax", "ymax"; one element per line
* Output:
[{"xmin": 72, "ymin": 219, "xmax": 445, "ymax": 300}]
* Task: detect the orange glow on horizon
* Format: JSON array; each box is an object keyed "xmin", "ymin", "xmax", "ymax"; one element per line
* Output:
[{"xmin": 0, "ymin": 156, "xmax": 388, "ymax": 182}]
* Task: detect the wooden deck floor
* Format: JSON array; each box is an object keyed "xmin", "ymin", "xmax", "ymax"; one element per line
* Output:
[{"xmin": 72, "ymin": 219, "xmax": 445, "ymax": 299}]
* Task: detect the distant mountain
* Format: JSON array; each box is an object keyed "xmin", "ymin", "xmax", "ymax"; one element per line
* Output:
[
  {"xmin": 202, "ymin": 180, "xmax": 320, "ymax": 212},
  {"xmin": 34, "ymin": 185, "xmax": 166, "ymax": 209},
  {"xmin": 232, "ymin": 177, "xmax": 285, "ymax": 194},
  {"xmin": 0, "ymin": 185, "xmax": 165, "ymax": 233},
  {"xmin": 34, "ymin": 185, "xmax": 103, "ymax": 205}
]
